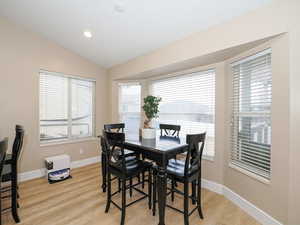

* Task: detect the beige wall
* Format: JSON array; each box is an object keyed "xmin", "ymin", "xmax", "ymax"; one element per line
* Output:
[
  {"xmin": 108, "ymin": 0, "xmax": 300, "ymax": 224},
  {"xmin": 0, "ymin": 17, "xmax": 108, "ymax": 173},
  {"xmin": 224, "ymin": 36, "xmax": 290, "ymax": 223}
]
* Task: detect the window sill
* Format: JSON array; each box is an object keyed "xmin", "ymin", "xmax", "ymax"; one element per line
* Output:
[
  {"xmin": 229, "ymin": 163, "xmax": 270, "ymax": 185},
  {"xmin": 40, "ymin": 137, "xmax": 99, "ymax": 147},
  {"xmin": 203, "ymin": 155, "xmax": 214, "ymax": 162}
]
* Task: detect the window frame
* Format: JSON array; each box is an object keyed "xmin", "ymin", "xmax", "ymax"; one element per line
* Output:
[
  {"xmin": 39, "ymin": 70, "xmax": 96, "ymax": 145},
  {"xmin": 149, "ymin": 68, "xmax": 216, "ymax": 159},
  {"xmin": 229, "ymin": 48, "xmax": 272, "ymax": 182},
  {"xmin": 118, "ymin": 82, "xmax": 142, "ymax": 137}
]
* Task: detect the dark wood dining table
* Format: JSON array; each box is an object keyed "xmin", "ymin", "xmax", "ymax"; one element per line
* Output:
[{"xmin": 124, "ymin": 134, "xmax": 188, "ymax": 225}]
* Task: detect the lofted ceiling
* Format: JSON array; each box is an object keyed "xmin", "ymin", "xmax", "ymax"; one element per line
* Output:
[{"xmin": 0, "ymin": 0, "xmax": 271, "ymax": 68}]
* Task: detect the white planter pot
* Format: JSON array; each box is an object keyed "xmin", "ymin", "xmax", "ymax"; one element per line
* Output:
[{"xmin": 142, "ymin": 128, "xmax": 156, "ymax": 139}]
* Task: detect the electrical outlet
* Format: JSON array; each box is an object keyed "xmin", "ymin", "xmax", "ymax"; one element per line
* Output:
[{"xmin": 79, "ymin": 148, "xmax": 84, "ymax": 154}]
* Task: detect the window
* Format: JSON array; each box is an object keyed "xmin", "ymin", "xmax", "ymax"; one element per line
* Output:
[
  {"xmin": 151, "ymin": 69, "xmax": 215, "ymax": 158},
  {"xmin": 39, "ymin": 70, "xmax": 95, "ymax": 142},
  {"xmin": 230, "ymin": 49, "xmax": 272, "ymax": 180},
  {"xmin": 118, "ymin": 83, "xmax": 141, "ymax": 139}
]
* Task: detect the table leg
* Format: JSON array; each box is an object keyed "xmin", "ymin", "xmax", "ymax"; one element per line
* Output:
[
  {"xmin": 101, "ymin": 153, "xmax": 107, "ymax": 192},
  {"xmin": 157, "ymin": 165, "xmax": 167, "ymax": 225}
]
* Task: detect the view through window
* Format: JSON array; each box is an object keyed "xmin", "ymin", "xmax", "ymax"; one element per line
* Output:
[
  {"xmin": 40, "ymin": 71, "xmax": 95, "ymax": 142},
  {"xmin": 230, "ymin": 49, "xmax": 272, "ymax": 179},
  {"xmin": 118, "ymin": 83, "xmax": 141, "ymax": 139},
  {"xmin": 151, "ymin": 70, "xmax": 215, "ymax": 158}
]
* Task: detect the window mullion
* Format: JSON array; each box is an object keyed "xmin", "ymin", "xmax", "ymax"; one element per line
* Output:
[{"xmin": 68, "ymin": 78, "xmax": 72, "ymax": 140}]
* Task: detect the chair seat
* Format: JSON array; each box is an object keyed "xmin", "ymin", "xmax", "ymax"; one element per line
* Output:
[
  {"xmin": 110, "ymin": 160, "xmax": 152, "ymax": 178},
  {"xmin": 4, "ymin": 153, "xmax": 13, "ymax": 164},
  {"xmin": 2, "ymin": 164, "xmax": 12, "ymax": 182},
  {"xmin": 168, "ymin": 158, "xmax": 185, "ymax": 167},
  {"xmin": 113, "ymin": 147, "xmax": 137, "ymax": 158},
  {"xmin": 167, "ymin": 160, "xmax": 198, "ymax": 179}
]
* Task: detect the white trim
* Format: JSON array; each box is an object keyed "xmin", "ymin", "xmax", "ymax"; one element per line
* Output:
[
  {"xmin": 40, "ymin": 137, "xmax": 98, "ymax": 147},
  {"xmin": 229, "ymin": 163, "xmax": 270, "ymax": 185},
  {"xmin": 202, "ymin": 155, "xmax": 214, "ymax": 162},
  {"xmin": 200, "ymin": 179, "xmax": 282, "ymax": 225},
  {"xmin": 223, "ymin": 186, "xmax": 282, "ymax": 225},
  {"xmin": 149, "ymin": 68, "xmax": 215, "ymax": 83},
  {"xmin": 39, "ymin": 69, "xmax": 96, "ymax": 82},
  {"xmin": 18, "ymin": 156, "xmax": 101, "ymax": 182},
  {"xmin": 231, "ymin": 48, "xmax": 272, "ymax": 66},
  {"xmin": 19, "ymin": 168, "xmax": 46, "ymax": 182},
  {"xmin": 71, "ymin": 156, "xmax": 101, "ymax": 169},
  {"xmin": 201, "ymin": 178, "xmax": 223, "ymax": 195}
]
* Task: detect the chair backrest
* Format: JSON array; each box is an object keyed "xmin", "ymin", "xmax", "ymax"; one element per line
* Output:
[
  {"xmin": 184, "ymin": 133, "xmax": 206, "ymax": 177},
  {"xmin": 0, "ymin": 138, "xmax": 8, "ymax": 175},
  {"xmin": 103, "ymin": 131, "xmax": 127, "ymax": 173},
  {"xmin": 104, "ymin": 123, "xmax": 125, "ymax": 133},
  {"xmin": 100, "ymin": 135, "xmax": 107, "ymax": 154},
  {"xmin": 12, "ymin": 125, "xmax": 25, "ymax": 165},
  {"xmin": 159, "ymin": 124, "xmax": 181, "ymax": 138}
]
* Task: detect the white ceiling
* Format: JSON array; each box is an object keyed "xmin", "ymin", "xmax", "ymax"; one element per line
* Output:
[{"xmin": 0, "ymin": 0, "xmax": 271, "ymax": 68}]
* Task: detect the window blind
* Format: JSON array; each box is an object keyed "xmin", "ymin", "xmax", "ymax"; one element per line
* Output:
[
  {"xmin": 151, "ymin": 70, "xmax": 215, "ymax": 157},
  {"xmin": 40, "ymin": 71, "xmax": 95, "ymax": 142},
  {"xmin": 119, "ymin": 83, "xmax": 141, "ymax": 139},
  {"xmin": 230, "ymin": 49, "xmax": 272, "ymax": 179}
]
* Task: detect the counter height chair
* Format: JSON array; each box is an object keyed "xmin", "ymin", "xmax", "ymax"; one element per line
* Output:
[
  {"xmin": 101, "ymin": 124, "xmax": 140, "ymax": 192},
  {"xmin": 103, "ymin": 131, "xmax": 152, "ymax": 225},
  {"xmin": 0, "ymin": 138, "xmax": 8, "ymax": 225},
  {"xmin": 1, "ymin": 125, "xmax": 24, "ymax": 223},
  {"xmin": 104, "ymin": 123, "xmax": 137, "ymax": 157},
  {"xmin": 153, "ymin": 133, "xmax": 206, "ymax": 225},
  {"xmin": 159, "ymin": 124, "xmax": 181, "ymax": 138}
]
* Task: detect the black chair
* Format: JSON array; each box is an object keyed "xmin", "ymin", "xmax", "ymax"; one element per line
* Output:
[
  {"xmin": 1, "ymin": 125, "xmax": 24, "ymax": 223},
  {"xmin": 102, "ymin": 123, "xmax": 142, "ymax": 191},
  {"xmin": 100, "ymin": 135, "xmax": 137, "ymax": 193},
  {"xmin": 153, "ymin": 133, "xmax": 206, "ymax": 225},
  {"xmin": 103, "ymin": 131, "xmax": 152, "ymax": 225},
  {"xmin": 0, "ymin": 138, "xmax": 8, "ymax": 225},
  {"xmin": 103, "ymin": 123, "xmax": 137, "ymax": 157},
  {"xmin": 159, "ymin": 124, "xmax": 181, "ymax": 138},
  {"xmin": 160, "ymin": 124, "xmax": 181, "ymax": 162},
  {"xmin": 104, "ymin": 123, "xmax": 125, "ymax": 133}
]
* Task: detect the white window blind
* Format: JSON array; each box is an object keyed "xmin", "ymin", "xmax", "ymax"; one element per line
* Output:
[
  {"xmin": 40, "ymin": 71, "xmax": 95, "ymax": 142},
  {"xmin": 118, "ymin": 83, "xmax": 141, "ymax": 139},
  {"xmin": 151, "ymin": 70, "xmax": 215, "ymax": 157},
  {"xmin": 230, "ymin": 49, "xmax": 272, "ymax": 179}
]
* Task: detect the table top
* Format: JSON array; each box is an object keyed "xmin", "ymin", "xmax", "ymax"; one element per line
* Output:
[{"xmin": 125, "ymin": 134, "xmax": 188, "ymax": 155}]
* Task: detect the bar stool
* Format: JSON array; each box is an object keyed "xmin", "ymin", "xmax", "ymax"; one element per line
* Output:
[
  {"xmin": 153, "ymin": 133, "xmax": 206, "ymax": 225},
  {"xmin": 1, "ymin": 125, "xmax": 24, "ymax": 223},
  {"xmin": 0, "ymin": 138, "xmax": 8, "ymax": 225},
  {"xmin": 103, "ymin": 131, "xmax": 152, "ymax": 225}
]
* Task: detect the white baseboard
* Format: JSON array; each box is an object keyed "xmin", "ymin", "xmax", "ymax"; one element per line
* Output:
[
  {"xmin": 223, "ymin": 187, "xmax": 282, "ymax": 225},
  {"xmin": 201, "ymin": 178, "xmax": 223, "ymax": 195},
  {"xmin": 19, "ymin": 155, "xmax": 101, "ymax": 182},
  {"xmin": 71, "ymin": 156, "xmax": 101, "ymax": 169},
  {"xmin": 19, "ymin": 168, "xmax": 46, "ymax": 182},
  {"xmin": 201, "ymin": 179, "xmax": 282, "ymax": 225},
  {"xmin": 19, "ymin": 158, "xmax": 282, "ymax": 225}
]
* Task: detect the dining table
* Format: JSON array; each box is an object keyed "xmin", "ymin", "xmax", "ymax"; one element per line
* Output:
[{"xmin": 124, "ymin": 134, "xmax": 188, "ymax": 225}]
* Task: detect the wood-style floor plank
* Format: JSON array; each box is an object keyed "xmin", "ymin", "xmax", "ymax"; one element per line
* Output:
[{"xmin": 2, "ymin": 163, "xmax": 260, "ymax": 225}]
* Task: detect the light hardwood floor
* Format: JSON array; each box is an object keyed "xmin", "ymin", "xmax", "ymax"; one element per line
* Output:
[{"xmin": 2, "ymin": 163, "xmax": 260, "ymax": 225}]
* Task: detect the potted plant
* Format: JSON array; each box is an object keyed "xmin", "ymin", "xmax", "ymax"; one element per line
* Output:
[{"xmin": 142, "ymin": 95, "xmax": 162, "ymax": 139}]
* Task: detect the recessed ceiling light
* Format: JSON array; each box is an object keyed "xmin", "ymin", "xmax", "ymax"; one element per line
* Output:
[
  {"xmin": 83, "ymin": 30, "xmax": 92, "ymax": 39},
  {"xmin": 114, "ymin": 1, "xmax": 125, "ymax": 13}
]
